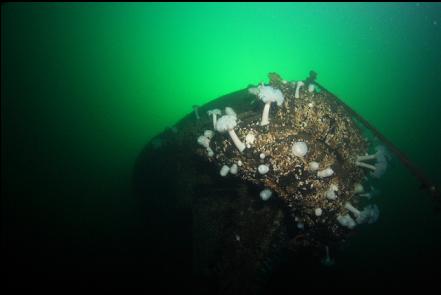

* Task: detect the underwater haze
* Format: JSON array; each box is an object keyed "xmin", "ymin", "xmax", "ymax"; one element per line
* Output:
[{"xmin": 2, "ymin": 2, "xmax": 441, "ymax": 290}]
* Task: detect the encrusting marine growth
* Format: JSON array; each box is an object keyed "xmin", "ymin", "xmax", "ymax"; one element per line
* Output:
[
  {"xmin": 194, "ymin": 72, "xmax": 389, "ymax": 264},
  {"xmin": 189, "ymin": 71, "xmax": 438, "ymax": 268},
  {"xmin": 141, "ymin": 70, "xmax": 439, "ymax": 290}
]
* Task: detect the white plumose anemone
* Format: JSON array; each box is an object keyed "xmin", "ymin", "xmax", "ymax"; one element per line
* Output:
[
  {"xmin": 356, "ymin": 204, "xmax": 380, "ymax": 224},
  {"xmin": 344, "ymin": 202, "xmax": 361, "ymax": 217},
  {"xmin": 321, "ymin": 246, "xmax": 335, "ymax": 267},
  {"xmin": 215, "ymin": 113, "xmax": 245, "ymax": 152},
  {"xmin": 207, "ymin": 109, "xmax": 222, "ymax": 129},
  {"xmin": 345, "ymin": 202, "xmax": 380, "ymax": 224},
  {"xmin": 355, "ymin": 145, "xmax": 390, "ymax": 178},
  {"xmin": 257, "ymin": 84, "xmax": 285, "ymax": 126},
  {"xmin": 295, "ymin": 81, "xmax": 305, "ymax": 99}
]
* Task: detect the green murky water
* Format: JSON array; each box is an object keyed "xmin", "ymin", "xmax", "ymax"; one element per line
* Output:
[{"xmin": 2, "ymin": 2, "xmax": 441, "ymax": 290}]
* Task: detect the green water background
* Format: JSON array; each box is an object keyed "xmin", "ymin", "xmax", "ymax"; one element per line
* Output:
[{"xmin": 2, "ymin": 2, "xmax": 441, "ymax": 284}]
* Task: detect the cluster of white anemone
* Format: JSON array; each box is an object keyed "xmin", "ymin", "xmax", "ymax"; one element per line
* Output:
[
  {"xmin": 291, "ymin": 141, "xmax": 334, "ymax": 179},
  {"xmin": 335, "ymin": 182, "xmax": 380, "ymax": 229},
  {"xmin": 207, "ymin": 109, "xmax": 222, "ymax": 129},
  {"xmin": 219, "ymin": 163, "xmax": 239, "ymax": 177},
  {"xmin": 197, "ymin": 130, "xmax": 215, "ymax": 157},
  {"xmin": 196, "ymin": 79, "xmax": 385, "ymax": 234}
]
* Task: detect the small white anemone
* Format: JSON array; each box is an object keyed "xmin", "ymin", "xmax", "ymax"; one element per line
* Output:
[
  {"xmin": 317, "ymin": 167, "xmax": 334, "ymax": 178},
  {"xmin": 204, "ymin": 130, "xmax": 215, "ymax": 140},
  {"xmin": 292, "ymin": 141, "xmax": 308, "ymax": 157},
  {"xmin": 245, "ymin": 132, "xmax": 255, "ymax": 148},
  {"xmin": 325, "ymin": 184, "xmax": 338, "ymax": 200},
  {"xmin": 260, "ymin": 153, "xmax": 266, "ymax": 159},
  {"xmin": 197, "ymin": 136, "xmax": 210, "ymax": 148},
  {"xmin": 220, "ymin": 165, "xmax": 230, "ymax": 177},
  {"xmin": 308, "ymin": 161, "xmax": 320, "ymax": 171},
  {"xmin": 230, "ymin": 164, "xmax": 238, "ymax": 175},
  {"xmin": 329, "ymin": 184, "xmax": 338, "ymax": 191},
  {"xmin": 260, "ymin": 189, "xmax": 272, "ymax": 201},
  {"xmin": 258, "ymin": 164, "xmax": 269, "ymax": 175},
  {"xmin": 315, "ymin": 208, "xmax": 323, "ymax": 216}
]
